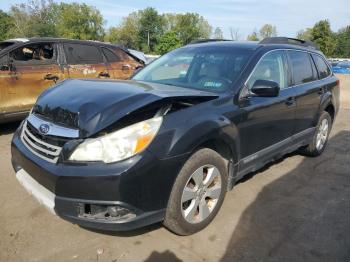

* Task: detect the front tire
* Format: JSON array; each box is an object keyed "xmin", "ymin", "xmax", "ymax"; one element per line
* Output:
[
  {"xmin": 163, "ymin": 148, "xmax": 227, "ymax": 235},
  {"xmin": 300, "ymin": 111, "xmax": 332, "ymax": 156}
]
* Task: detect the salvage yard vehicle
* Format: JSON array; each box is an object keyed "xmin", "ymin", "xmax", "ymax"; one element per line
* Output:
[
  {"xmin": 332, "ymin": 61, "xmax": 350, "ymax": 75},
  {"xmin": 0, "ymin": 38, "xmax": 144, "ymax": 123},
  {"xmin": 11, "ymin": 37, "xmax": 339, "ymax": 235}
]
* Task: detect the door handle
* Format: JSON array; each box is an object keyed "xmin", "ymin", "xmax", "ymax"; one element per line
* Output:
[
  {"xmin": 98, "ymin": 72, "xmax": 110, "ymax": 78},
  {"xmin": 318, "ymin": 88, "xmax": 324, "ymax": 95},
  {"xmin": 285, "ymin": 97, "xmax": 296, "ymax": 107},
  {"xmin": 122, "ymin": 64, "xmax": 131, "ymax": 71},
  {"xmin": 44, "ymin": 74, "xmax": 59, "ymax": 83}
]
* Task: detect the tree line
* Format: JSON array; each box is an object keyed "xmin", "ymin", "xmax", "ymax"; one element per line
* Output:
[
  {"xmin": 246, "ymin": 21, "xmax": 350, "ymax": 58},
  {"xmin": 0, "ymin": 0, "xmax": 349, "ymax": 57}
]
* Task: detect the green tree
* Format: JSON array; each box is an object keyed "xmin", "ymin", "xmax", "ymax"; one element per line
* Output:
[
  {"xmin": 247, "ymin": 31, "xmax": 259, "ymax": 41},
  {"xmin": 213, "ymin": 27, "xmax": 224, "ymax": 39},
  {"xmin": 107, "ymin": 10, "xmax": 212, "ymax": 53},
  {"xmin": 137, "ymin": 7, "xmax": 164, "ymax": 53},
  {"xmin": 155, "ymin": 31, "xmax": 182, "ymax": 55},
  {"xmin": 0, "ymin": 10, "xmax": 13, "ymax": 40},
  {"xmin": 9, "ymin": 0, "xmax": 57, "ymax": 37},
  {"xmin": 296, "ymin": 28, "xmax": 312, "ymax": 40},
  {"xmin": 105, "ymin": 12, "xmax": 140, "ymax": 49},
  {"xmin": 334, "ymin": 26, "xmax": 350, "ymax": 58},
  {"xmin": 163, "ymin": 13, "xmax": 178, "ymax": 32},
  {"xmin": 311, "ymin": 20, "xmax": 335, "ymax": 57},
  {"xmin": 55, "ymin": 3, "xmax": 105, "ymax": 40},
  {"xmin": 259, "ymin": 24, "xmax": 277, "ymax": 39},
  {"xmin": 174, "ymin": 13, "xmax": 212, "ymax": 45}
]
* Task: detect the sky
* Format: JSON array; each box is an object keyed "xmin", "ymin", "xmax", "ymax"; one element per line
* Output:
[{"xmin": 0, "ymin": 0, "xmax": 349, "ymax": 39}]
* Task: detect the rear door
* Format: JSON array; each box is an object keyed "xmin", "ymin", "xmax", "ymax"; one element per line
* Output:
[
  {"xmin": 101, "ymin": 47, "xmax": 142, "ymax": 80},
  {"xmin": 287, "ymin": 50, "xmax": 321, "ymax": 134},
  {"xmin": 1, "ymin": 42, "xmax": 64, "ymax": 115},
  {"xmin": 63, "ymin": 43, "xmax": 110, "ymax": 79}
]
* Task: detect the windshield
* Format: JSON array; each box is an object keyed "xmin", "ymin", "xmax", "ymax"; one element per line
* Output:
[{"xmin": 132, "ymin": 45, "xmax": 254, "ymax": 92}]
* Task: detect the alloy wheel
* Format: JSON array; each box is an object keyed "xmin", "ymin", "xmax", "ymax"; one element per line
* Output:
[
  {"xmin": 316, "ymin": 118, "xmax": 329, "ymax": 151},
  {"xmin": 181, "ymin": 165, "xmax": 222, "ymax": 224}
]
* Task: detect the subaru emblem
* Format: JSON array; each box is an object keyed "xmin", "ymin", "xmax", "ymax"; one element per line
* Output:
[{"xmin": 39, "ymin": 124, "xmax": 50, "ymax": 134}]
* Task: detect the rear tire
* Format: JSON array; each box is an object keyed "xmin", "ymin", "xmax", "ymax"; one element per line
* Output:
[
  {"xmin": 299, "ymin": 111, "xmax": 332, "ymax": 156},
  {"xmin": 163, "ymin": 148, "xmax": 227, "ymax": 235}
]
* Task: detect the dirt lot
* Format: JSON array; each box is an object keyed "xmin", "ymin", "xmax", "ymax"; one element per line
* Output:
[{"xmin": 1, "ymin": 75, "xmax": 350, "ymax": 262}]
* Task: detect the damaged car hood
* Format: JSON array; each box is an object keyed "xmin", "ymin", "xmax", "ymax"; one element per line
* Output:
[{"xmin": 33, "ymin": 79, "xmax": 218, "ymax": 137}]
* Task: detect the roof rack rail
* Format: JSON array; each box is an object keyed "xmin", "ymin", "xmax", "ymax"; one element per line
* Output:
[
  {"xmin": 189, "ymin": 39, "xmax": 232, "ymax": 45},
  {"xmin": 260, "ymin": 37, "xmax": 319, "ymax": 50}
]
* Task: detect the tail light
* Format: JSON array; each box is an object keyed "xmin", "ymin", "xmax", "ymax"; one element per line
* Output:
[{"xmin": 336, "ymin": 79, "xmax": 340, "ymax": 87}]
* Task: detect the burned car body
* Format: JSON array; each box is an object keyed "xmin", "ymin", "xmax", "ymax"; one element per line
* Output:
[
  {"xmin": 0, "ymin": 38, "xmax": 144, "ymax": 123},
  {"xmin": 11, "ymin": 38, "xmax": 339, "ymax": 235}
]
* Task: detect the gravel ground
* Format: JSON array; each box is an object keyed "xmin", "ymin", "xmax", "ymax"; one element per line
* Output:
[{"xmin": 0, "ymin": 75, "xmax": 349, "ymax": 262}]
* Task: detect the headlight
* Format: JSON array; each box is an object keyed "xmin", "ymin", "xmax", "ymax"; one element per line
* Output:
[{"xmin": 69, "ymin": 117, "xmax": 162, "ymax": 163}]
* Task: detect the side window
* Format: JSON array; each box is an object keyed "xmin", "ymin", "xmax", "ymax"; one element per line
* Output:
[
  {"xmin": 101, "ymin": 48, "xmax": 120, "ymax": 63},
  {"xmin": 114, "ymin": 48, "xmax": 134, "ymax": 62},
  {"xmin": 0, "ymin": 54, "xmax": 8, "ymax": 65},
  {"xmin": 247, "ymin": 51, "xmax": 288, "ymax": 90},
  {"xmin": 288, "ymin": 51, "xmax": 315, "ymax": 85},
  {"xmin": 309, "ymin": 54, "xmax": 318, "ymax": 80},
  {"xmin": 9, "ymin": 43, "xmax": 55, "ymax": 65},
  {"xmin": 312, "ymin": 54, "xmax": 331, "ymax": 79},
  {"xmin": 64, "ymin": 43, "xmax": 103, "ymax": 64}
]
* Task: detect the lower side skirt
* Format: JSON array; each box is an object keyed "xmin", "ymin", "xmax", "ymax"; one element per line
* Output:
[{"xmin": 236, "ymin": 127, "xmax": 316, "ymax": 180}]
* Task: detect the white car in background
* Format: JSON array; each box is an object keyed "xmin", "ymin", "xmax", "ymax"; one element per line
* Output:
[
  {"xmin": 128, "ymin": 49, "xmax": 159, "ymax": 64},
  {"xmin": 128, "ymin": 49, "xmax": 147, "ymax": 64}
]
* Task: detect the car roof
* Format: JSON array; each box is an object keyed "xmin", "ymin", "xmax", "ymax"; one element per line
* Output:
[
  {"xmin": 20, "ymin": 37, "xmax": 123, "ymax": 48},
  {"xmin": 185, "ymin": 40, "xmax": 324, "ymax": 56},
  {"xmin": 186, "ymin": 40, "xmax": 260, "ymax": 50},
  {"xmin": 0, "ymin": 37, "xmax": 146, "ymax": 64},
  {"xmin": 0, "ymin": 37, "xmax": 125, "ymax": 51}
]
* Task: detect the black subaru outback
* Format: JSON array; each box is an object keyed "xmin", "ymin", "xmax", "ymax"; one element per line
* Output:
[{"xmin": 11, "ymin": 37, "xmax": 340, "ymax": 235}]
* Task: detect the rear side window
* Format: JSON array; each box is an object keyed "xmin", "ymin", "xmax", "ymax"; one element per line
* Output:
[
  {"xmin": 101, "ymin": 48, "xmax": 120, "ymax": 63},
  {"xmin": 247, "ymin": 50, "xmax": 288, "ymax": 90},
  {"xmin": 64, "ymin": 43, "xmax": 103, "ymax": 64},
  {"xmin": 312, "ymin": 54, "xmax": 331, "ymax": 79},
  {"xmin": 114, "ymin": 48, "xmax": 135, "ymax": 62},
  {"xmin": 288, "ymin": 51, "xmax": 315, "ymax": 85}
]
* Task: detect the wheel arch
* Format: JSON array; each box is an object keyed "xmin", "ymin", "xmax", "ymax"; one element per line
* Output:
[
  {"xmin": 191, "ymin": 133, "xmax": 239, "ymax": 191},
  {"xmin": 319, "ymin": 91, "xmax": 335, "ymax": 123},
  {"xmin": 151, "ymin": 110, "xmax": 241, "ymax": 190},
  {"xmin": 324, "ymin": 103, "xmax": 335, "ymax": 122}
]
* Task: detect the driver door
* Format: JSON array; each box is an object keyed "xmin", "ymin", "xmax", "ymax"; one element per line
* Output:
[
  {"xmin": 237, "ymin": 50, "xmax": 296, "ymax": 169},
  {"xmin": 0, "ymin": 42, "xmax": 64, "ymax": 116}
]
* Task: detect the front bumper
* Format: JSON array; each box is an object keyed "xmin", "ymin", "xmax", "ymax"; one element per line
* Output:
[
  {"xmin": 15, "ymin": 168, "xmax": 165, "ymax": 231},
  {"xmin": 11, "ymin": 130, "xmax": 189, "ymax": 231}
]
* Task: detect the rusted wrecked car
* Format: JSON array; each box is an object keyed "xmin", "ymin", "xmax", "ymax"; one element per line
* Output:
[{"xmin": 0, "ymin": 38, "xmax": 144, "ymax": 123}]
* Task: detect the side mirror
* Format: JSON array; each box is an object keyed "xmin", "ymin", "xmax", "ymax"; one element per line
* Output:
[
  {"xmin": 129, "ymin": 66, "xmax": 143, "ymax": 79},
  {"xmin": 251, "ymin": 80, "xmax": 280, "ymax": 97}
]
